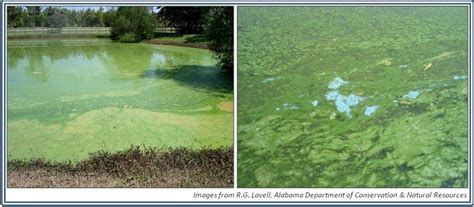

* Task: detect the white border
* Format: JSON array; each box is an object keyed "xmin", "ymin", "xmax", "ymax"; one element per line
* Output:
[
  {"xmin": 2, "ymin": 1, "xmax": 473, "ymax": 205},
  {"xmin": 5, "ymin": 188, "xmax": 471, "ymax": 203},
  {"xmin": 233, "ymin": 5, "xmax": 238, "ymax": 189},
  {"xmin": 1, "ymin": 1, "xmax": 5, "ymax": 204}
]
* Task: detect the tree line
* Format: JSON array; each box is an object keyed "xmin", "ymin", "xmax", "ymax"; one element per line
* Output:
[
  {"xmin": 7, "ymin": 6, "xmax": 116, "ymax": 28},
  {"xmin": 7, "ymin": 7, "xmax": 224, "ymax": 32}
]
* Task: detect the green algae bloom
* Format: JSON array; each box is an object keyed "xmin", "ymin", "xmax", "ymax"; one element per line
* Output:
[
  {"xmin": 238, "ymin": 7, "xmax": 468, "ymax": 187},
  {"xmin": 8, "ymin": 39, "xmax": 233, "ymax": 162}
]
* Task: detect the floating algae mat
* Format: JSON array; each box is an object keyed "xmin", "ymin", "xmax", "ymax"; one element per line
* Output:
[
  {"xmin": 238, "ymin": 7, "xmax": 468, "ymax": 187},
  {"xmin": 8, "ymin": 39, "xmax": 233, "ymax": 162}
]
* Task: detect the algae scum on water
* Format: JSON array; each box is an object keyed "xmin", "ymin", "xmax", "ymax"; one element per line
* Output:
[
  {"xmin": 238, "ymin": 7, "xmax": 468, "ymax": 187},
  {"xmin": 8, "ymin": 39, "xmax": 233, "ymax": 162}
]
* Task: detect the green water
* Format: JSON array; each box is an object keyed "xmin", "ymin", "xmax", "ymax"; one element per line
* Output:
[
  {"xmin": 8, "ymin": 39, "xmax": 233, "ymax": 162},
  {"xmin": 238, "ymin": 7, "xmax": 468, "ymax": 187}
]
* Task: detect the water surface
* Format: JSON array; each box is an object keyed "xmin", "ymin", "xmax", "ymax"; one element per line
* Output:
[
  {"xmin": 8, "ymin": 39, "xmax": 233, "ymax": 162},
  {"xmin": 238, "ymin": 7, "xmax": 468, "ymax": 187}
]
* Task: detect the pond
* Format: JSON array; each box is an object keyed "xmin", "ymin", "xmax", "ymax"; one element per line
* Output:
[
  {"xmin": 7, "ymin": 39, "xmax": 233, "ymax": 162},
  {"xmin": 237, "ymin": 7, "xmax": 468, "ymax": 187}
]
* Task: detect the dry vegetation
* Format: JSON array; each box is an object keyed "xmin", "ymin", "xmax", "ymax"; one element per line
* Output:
[{"xmin": 8, "ymin": 146, "xmax": 233, "ymax": 188}]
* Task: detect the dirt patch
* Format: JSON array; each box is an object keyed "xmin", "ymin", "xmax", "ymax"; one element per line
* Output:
[
  {"xmin": 217, "ymin": 101, "xmax": 234, "ymax": 112},
  {"xmin": 8, "ymin": 146, "xmax": 233, "ymax": 188}
]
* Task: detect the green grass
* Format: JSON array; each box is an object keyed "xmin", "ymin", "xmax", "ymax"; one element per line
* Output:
[{"xmin": 145, "ymin": 33, "xmax": 209, "ymax": 49}]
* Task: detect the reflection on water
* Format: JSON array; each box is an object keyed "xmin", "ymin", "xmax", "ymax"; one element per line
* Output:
[
  {"xmin": 238, "ymin": 7, "xmax": 468, "ymax": 188},
  {"xmin": 8, "ymin": 39, "xmax": 233, "ymax": 162}
]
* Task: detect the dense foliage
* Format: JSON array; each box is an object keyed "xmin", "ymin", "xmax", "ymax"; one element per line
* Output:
[
  {"xmin": 110, "ymin": 7, "xmax": 155, "ymax": 43},
  {"xmin": 205, "ymin": 7, "xmax": 234, "ymax": 71},
  {"xmin": 156, "ymin": 7, "xmax": 210, "ymax": 34}
]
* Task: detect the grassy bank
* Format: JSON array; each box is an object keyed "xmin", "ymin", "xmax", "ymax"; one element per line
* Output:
[
  {"xmin": 8, "ymin": 146, "xmax": 233, "ymax": 188},
  {"xmin": 144, "ymin": 34, "xmax": 209, "ymax": 49}
]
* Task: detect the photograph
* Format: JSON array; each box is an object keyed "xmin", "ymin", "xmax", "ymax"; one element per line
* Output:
[
  {"xmin": 237, "ymin": 6, "xmax": 468, "ymax": 188},
  {"xmin": 6, "ymin": 6, "xmax": 234, "ymax": 188}
]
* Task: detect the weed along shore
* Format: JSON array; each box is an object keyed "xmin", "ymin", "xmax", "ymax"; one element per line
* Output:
[
  {"xmin": 7, "ymin": 6, "xmax": 234, "ymax": 188},
  {"xmin": 8, "ymin": 147, "xmax": 233, "ymax": 187}
]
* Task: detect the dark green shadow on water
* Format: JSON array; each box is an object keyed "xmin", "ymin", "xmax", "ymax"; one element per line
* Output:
[{"xmin": 143, "ymin": 65, "xmax": 233, "ymax": 94}]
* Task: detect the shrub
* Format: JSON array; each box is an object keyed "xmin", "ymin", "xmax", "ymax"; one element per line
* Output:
[{"xmin": 111, "ymin": 7, "xmax": 154, "ymax": 43}]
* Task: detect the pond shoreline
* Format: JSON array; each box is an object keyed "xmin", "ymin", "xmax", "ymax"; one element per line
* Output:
[
  {"xmin": 8, "ymin": 146, "xmax": 233, "ymax": 188},
  {"xmin": 8, "ymin": 35, "xmax": 209, "ymax": 49},
  {"xmin": 144, "ymin": 38, "xmax": 209, "ymax": 50}
]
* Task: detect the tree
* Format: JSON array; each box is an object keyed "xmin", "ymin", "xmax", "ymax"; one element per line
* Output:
[
  {"xmin": 111, "ymin": 7, "xmax": 154, "ymax": 43},
  {"xmin": 26, "ymin": 6, "xmax": 42, "ymax": 26},
  {"xmin": 96, "ymin": 7, "xmax": 105, "ymax": 27},
  {"xmin": 103, "ymin": 9, "xmax": 117, "ymax": 27},
  {"xmin": 7, "ymin": 7, "xmax": 26, "ymax": 27},
  {"xmin": 64, "ymin": 9, "xmax": 77, "ymax": 26},
  {"xmin": 83, "ymin": 8, "xmax": 102, "ymax": 26},
  {"xmin": 205, "ymin": 7, "xmax": 233, "ymax": 71},
  {"xmin": 42, "ymin": 7, "xmax": 66, "ymax": 28},
  {"xmin": 47, "ymin": 10, "xmax": 66, "ymax": 28},
  {"xmin": 157, "ymin": 7, "xmax": 210, "ymax": 34}
]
